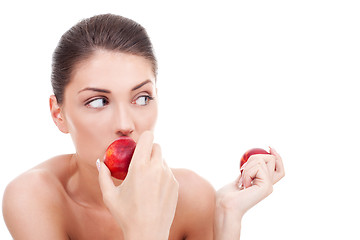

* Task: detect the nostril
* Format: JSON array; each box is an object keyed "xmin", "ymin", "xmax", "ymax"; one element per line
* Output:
[{"xmin": 116, "ymin": 129, "xmax": 134, "ymax": 137}]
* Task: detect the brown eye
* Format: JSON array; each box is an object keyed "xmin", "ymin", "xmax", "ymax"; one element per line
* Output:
[
  {"xmin": 86, "ymin": 97, "xmax": 109, "ymax": 108},
  {"xmin": 132, "ymin": 95, "xmax": 154, "ymax": 106}
]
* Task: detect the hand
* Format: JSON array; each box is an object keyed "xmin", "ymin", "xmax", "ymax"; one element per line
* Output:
[
  {"xmin": 97, "ymin": 131, "xmax": 179, "ymax": 240},
  {"xmin": 214, "ymin": 147, "xmax": 284, "ymax": 239}
]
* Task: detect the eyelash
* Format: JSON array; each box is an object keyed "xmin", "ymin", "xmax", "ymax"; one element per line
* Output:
[
  {"xmin": 85, "ymin": 96, "xmax": 109, "ymax": 108},
  {"xmin": 132, "ymin": 95, "xmax": 154, "ymax": 106},
  {"xmin": 84, "ymin": 95, "xmax": 154, "ymax": 109}
]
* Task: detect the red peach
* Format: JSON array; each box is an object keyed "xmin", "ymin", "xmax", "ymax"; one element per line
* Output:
[
  {"xmin": 240, "ymin": 148, "xmax": 270, "ymax": 168},
  {"xmin": 104, "ymin": 136, "xmax": 136, "ymax": 180}
]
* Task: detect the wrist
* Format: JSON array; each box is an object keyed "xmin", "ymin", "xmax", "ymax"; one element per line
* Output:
[
  {"xmin": 214, "ymin": 203, "xmax": 243, "ymax": 240},
  {"xmin": 216, "ymin": 194, "xmax": 245, "ymax": 222}
]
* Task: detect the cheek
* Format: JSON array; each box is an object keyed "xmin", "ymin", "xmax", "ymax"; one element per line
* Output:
[
  {"xmin": 64, "ymin": 102, "xmax": 158, "ymax": 160},
  {"xmin": 134, "ymin": 104, "xmax": 158, "ymax": 133},
  {"xmin": 65, "ymin": 110, "xmax": 112, "ymax": 160}
]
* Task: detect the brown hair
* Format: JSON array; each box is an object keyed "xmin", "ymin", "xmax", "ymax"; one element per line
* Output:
[{"xmin": 51, "ymin": 13, "xmax": 157, "ymax": 104}]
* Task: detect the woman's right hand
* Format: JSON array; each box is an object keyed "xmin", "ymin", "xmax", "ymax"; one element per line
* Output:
[{"xmin": 97, "ymin": 131, "xmax": 179, "ymax": 240}]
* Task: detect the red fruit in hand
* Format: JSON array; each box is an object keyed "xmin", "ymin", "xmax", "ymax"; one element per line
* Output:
[
  {"xmin": 104, "ymin": 136, "xmax": 136, "ymax": 180},
  {"xmin": 240, "ymin": 148, "xmax": 270, "ymax": 168}
]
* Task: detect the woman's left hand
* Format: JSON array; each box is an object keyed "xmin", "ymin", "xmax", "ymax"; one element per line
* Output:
[{"xmin": 214, "ymin": 147, "xmax": 285, "ymax": 239}]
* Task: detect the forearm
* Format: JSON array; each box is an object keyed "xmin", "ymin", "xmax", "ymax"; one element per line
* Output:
[{"xmin": 214, "ymin": 206, "xmax": 242, "ymax": 240}]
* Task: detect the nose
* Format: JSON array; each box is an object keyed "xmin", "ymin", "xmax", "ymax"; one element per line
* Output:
[{"xmin": 113, "ymin": 104, "xmax": 135, "ymax": 137}]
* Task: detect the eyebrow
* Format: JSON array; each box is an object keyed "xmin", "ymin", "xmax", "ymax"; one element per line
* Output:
[
  {"xmin": 78, "ymin": 87, "xmax": 111, "ymax": 94},
  {"xmin": 77, "ymin": 80, "xmax": 153, "ymax": 94},
  {"xmin": 131, "ymin": 79, "xmax": 153, "ymax": 91}
]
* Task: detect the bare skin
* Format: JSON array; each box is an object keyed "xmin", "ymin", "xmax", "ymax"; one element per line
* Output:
[
  {"xmin": 3, "ymin": 49, "xmax": 285, "ymax": 239},
  {"xmin": 214, "ymin": 147, "xmax": 285, "ymax": 239},
  {"xmin": 3, "ymin": 154, "xmax": 214, "ymax": 240},
  {"xmin": 2, "ymin": 51, "xmax": 215, "ymax": 240}
]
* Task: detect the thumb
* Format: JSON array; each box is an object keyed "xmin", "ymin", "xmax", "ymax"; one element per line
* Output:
[{"xmin": 97, "ymin": 159, "xmax": 116, "ymax": 198}]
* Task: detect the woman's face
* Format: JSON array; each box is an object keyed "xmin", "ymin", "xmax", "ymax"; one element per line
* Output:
[{"xmin": 58, "ymin": 50, "xmax": 158, "ymax": 163}]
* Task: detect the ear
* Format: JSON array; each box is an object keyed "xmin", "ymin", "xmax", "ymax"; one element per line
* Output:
[{"xmin": 49, "ymin": 95, "xmax": 69, "ymax": 134}]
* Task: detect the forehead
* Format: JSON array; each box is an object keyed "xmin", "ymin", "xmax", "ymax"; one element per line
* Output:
[{"xmin": 68, "ymin": 50, "xmax": 155, "ymax": 91}]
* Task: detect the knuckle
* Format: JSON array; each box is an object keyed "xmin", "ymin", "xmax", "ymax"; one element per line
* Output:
[
  {"xmin": 264, "ymin": 183, "xmax": 273, "ymax": 196},
  {"xmin": 172, "ymin": 177, "xmax": 179, "ymax": 188},
  {"xmin": 142, "ymin": 130, "xmax": 154, "ymax": 141},
  {"xmin": 248, "ymin": 155, "xmax": 258, "ymax": 162},
  {"xmin": 166, "ymin": 171, "xmax": 178, "ymax": 186},
  {"xmin": 151, "ymin": 161, "xmax": 164, "ymax": 173},
  {"xmin": 268, "ymin": 186, "xmax": 273, "ymax": 195},
  {"xmin": 102, "ymin": 190, "xmax": 113, "ymax": 204},
  {"xmin": 153, "ymin": 143, "xmax": 161, "ymax": 151},
  {"xmin": 171, "ymin": 179, "xmax": 179, "ymax": 195}
]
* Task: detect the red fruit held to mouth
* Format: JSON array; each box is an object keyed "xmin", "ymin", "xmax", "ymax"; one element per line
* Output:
[
  {"xmin": 104, "ymin": 136, "xmax": 136, "ymax": 180},
  {"xmin": 240, "ymin": 148, "xmax": 270, "ymax": 168}
]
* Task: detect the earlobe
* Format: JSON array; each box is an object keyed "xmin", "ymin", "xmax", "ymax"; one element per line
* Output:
[{"xmin": 49, "ymin": 95, "xmax": 69, "ymax": 134}]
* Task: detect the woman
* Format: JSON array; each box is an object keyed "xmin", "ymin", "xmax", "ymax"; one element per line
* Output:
[{"xmin": 3, "ymin": 13, "xmax": 284, "ymax": 239}]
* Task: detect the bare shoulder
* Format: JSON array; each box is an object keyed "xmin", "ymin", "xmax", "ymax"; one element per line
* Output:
[
  {"xmin": 172, "ymin": 168, "xmax": 215, "ymax": 239},
  {"xmin": 3, "ymin": 156, "xmax": 70, "ymax": 239},
  {"xmin": 172, "ymin": 168, "xmax": 215, "ymax": 199}
]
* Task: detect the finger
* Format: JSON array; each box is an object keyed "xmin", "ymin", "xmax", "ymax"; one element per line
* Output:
[
  {"xmin": 97, "ymin": 160, "xmax": 116, "ymax": 199},
  {"xmin": 237, "ymin": 174, "xmax": 244, "ymax": 190},
  {"xmin": 242, "ymin": 160, "xmax": 271, "ymax": 189},
  {"xmin": 235, "ymin": 173, "xmax": 242, "ymax": 186},
  {"xmin": 266, "ymin": 157, "xmax": 276, "ymax": 182},
  {"xmin": 164, "ymin": 161, "xmax": 178, "ymax": 187},
  {"xmin": 162, "ymin": 158, "xmax": 174, "ymax": 177},
  {"xmin": 129, "ymin": 131, "xmax": 154, "ymax": 169},
  {"xmin": 242, "ymin": 154, "xmax": 275, "ymax": 172},
  {"xmin": 162, "ymin": 156, "xmax": 169, "ymax": 169},
  {"xmin": 237, "ymin": 161, "xmax": 273, "ymax": 206},
  {"xmin": 151, "ymin": 143, "xmax": 163, "ymax": 166},
  {"xmin": 269, "ymin": 147, "xmax": 285, "ymax": 183}
]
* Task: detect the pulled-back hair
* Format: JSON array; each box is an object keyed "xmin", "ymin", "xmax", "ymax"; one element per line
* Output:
[{"xmin": 51, "ymin": 13, "xmax": 157, "ymax": 104}]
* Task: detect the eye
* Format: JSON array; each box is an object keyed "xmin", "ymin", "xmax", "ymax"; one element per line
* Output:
[
  {"xmin": 132, "ymin": 95, "xmax": 154, "ymax": 106},
  {"xmin": 85, "ymin": 97, "xmax": 109, "ymax": 109}
]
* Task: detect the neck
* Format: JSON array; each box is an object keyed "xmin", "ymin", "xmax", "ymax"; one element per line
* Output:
[{"xmin": 67, "ymin": 154, "xmax": 107, "ymax": 208}]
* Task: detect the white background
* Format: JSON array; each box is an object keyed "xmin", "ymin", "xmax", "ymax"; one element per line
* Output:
[{"xmin": 1, "ymin": 0, "xmax": 359, "ymax": 239}]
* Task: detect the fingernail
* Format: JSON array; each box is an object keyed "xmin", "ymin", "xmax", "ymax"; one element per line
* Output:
[
  {"xmin": 96, "ymin": 159, "xmax": 100, "ymax": 171},
  {"xmin": 269, "ymin": 146, "xmax": 276, "ymax": 155},
  {"xmin": 240, "ymin": 162, "xmax": 247, "ymax": 171},
  {"xmin": 238, "ymin": 176, "xmax": 244, "ymax": 190}
]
